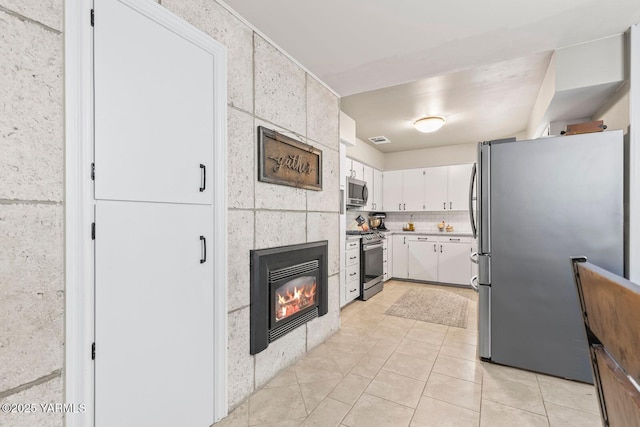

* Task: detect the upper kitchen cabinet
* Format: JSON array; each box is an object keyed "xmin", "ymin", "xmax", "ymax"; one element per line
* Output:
[
  {"xmin": 382, "ymin": 170, "xmax": 403, "ymax": 211},
  {"xmin": 363, "ymin": 165, "xmax": 374, "ymax": 211},
  {"xmin": 424, "ymin": 167, "xmax": 448, "ymax": 211},
  {"xmin": 348, "ymin": 159, "xmax": 364, "ymax": 181},
  {"xmin": 372, "ymin": 169, "xmax": 383, "ymax": 211},
  {"xmin": 424, "ymin": 164, "xmax": 474, "ymax": 211},
  {"xmin": 339, "ymin": 111, "xmax": 356, "ymax": 147},
  {"xmin": 382, "ymin": 169, "xmax": 424, "ymax": 212}
]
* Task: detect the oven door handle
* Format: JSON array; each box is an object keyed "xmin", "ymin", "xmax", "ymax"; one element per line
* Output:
[{"xmin": 363, "ymin": 243, "xmax": 383, "ymax": 251}]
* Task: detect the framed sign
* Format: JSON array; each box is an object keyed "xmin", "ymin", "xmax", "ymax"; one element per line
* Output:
[{"xmin": 258, "ymin": 126, "xmax": 323, "ymax": 191}]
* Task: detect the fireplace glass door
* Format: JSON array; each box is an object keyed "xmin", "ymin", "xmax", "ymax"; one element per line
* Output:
[{"xmin": 269, "ymin": 261, "xmax": 320, "ymax": 329}]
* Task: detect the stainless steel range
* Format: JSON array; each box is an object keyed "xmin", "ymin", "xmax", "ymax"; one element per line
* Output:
[{"xmin": 347, "ymin": 231, "xmax": 385, "ymax": 300}]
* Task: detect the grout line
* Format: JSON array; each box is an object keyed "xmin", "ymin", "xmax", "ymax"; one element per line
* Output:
[
  {"xmin": 0, "ymin": 369, "xmax": 62, "ymax": 399},
  {"xmin": 0, "ymin": 6, "xmax": 61, "ymax": 34},
  {"xmin": 0, "ymin": 199, "xmax": 63, "ymax": 205}
]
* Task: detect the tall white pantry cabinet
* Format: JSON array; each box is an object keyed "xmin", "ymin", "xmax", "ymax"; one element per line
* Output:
[{"xmin": 92, "ymin": 0, "xmax": 224, "ymax": 425}]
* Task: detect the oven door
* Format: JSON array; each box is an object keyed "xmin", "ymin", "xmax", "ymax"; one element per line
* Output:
[{"xmin": 362, "ymin": 242, "xmax": 383, "ymax": 289}]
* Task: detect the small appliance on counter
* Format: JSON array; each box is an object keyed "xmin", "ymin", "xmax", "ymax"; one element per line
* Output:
[{"xmin": 368, "ymin": 212, "xmax": 387, "ymax": 230}]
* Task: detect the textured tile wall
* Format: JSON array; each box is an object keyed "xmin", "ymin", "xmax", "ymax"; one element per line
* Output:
[
  {"xmin": 164, "ymin": 0, "xmax": 341, "ymax": 412},
  {"xmin": 0, "ymin": 4, "xmax": 64, "ymax": 427}
]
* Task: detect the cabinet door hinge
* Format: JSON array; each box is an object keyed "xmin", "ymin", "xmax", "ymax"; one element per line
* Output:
[
  {"xmin": 91, "ymin": 163, "xmax": 95, "ymax": 180},
  {"xmin": 90, "ymin": 9, "xmax": 94, "ymax": 27},
  {"xmin": 91, "ymin": 342, "xmax": 95, "ymax": 360},
  {"xmin": 91, "ymin": 223, "xmax": 96, "ymax": 240}
]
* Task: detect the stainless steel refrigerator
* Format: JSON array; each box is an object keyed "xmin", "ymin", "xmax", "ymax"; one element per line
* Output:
[{"xmin": 471, "ymin": 131, "xmax": 624, "ymax": 383}]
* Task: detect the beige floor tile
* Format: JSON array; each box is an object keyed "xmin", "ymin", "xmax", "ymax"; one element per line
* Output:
[
  {"xmin": 216, "ymin": 400, "xmax": 249, "ymax": 426},
  {"xmin": 350, "ymin": 354, "xmax": 387, "ymax": 379},
  {"xmin": 329, "ymin": 373, "xmax": 372, "ymax": 405},
  {"xmin": 379, "ymin": 315, "xmax": 417, "ymax": 331},
  {"xmin": 432, "ymin": 354, "xmax": 483, "ymax": 384},
  {"xmin": 405, "ymin": 325, "xmax": 447, "ymax": 346},
  {"xmin": 264, "ymin": 368, "xmax": 298, "ymax": 388},
  {"xmin": 330, "ymin": 348, "xmax": 368, "ymax": 376},
  {"xmin": 411, "ymin": 320, "xmax": 450, "ymax": 333},
  {"xmin": 383, "ymin": 352, "xmax": 434, "ymax": 382},
  {"xmin": 444, "ymin": 327, "xmax": 477, "ymax": 346},
  {"xmin": 480, "ymin": 400, "xmax": 549, "ymax": 427},
  {"xmin": 482, "ymin": 374, "xmax": 546, "ymax": 415},
  {"xmin": 342, "ymin": 393, "xmax": 414, "ymax": 427},
  {"xmin": 300, "ymin": 379, "xmax": 341, "ymax": 413},
  {"xmin": 537, "ymin": 374, "xmax": 599, "ymax": 414},
  {"xmin": 482, "ymin": 362, "xmax": 538, "ymax": 387},
  {"xmin": 367, "ymin": 322, "xmax": 411, "ymax": 341},
  {"xmin": 423, "ymin": 372, "xmax": 481, "ymax": 412},
  {"xmin": 300, "ymin": 398, "xmax": 351, "ymax": 427},
  {"xmin": 545, "ymin": 401, "xmax": 602, "ymax": 427},
  {"xmin": 249, "ymin": 385, "xmax": 307, "ymax": 425},
  {"xmin": 365, "ymin": 369, "xmax": 425, "ymax": 408},
  {"xmin": 341, "ymin": 313, "xmax": 385, "ymax": 330},
  {"xmin": 411, "ymin": 396, "xmax": 480, "ymax": 427},
  {"xmin": 294, "ymin": 352, "xmax": 344, "ymax": 384},
  {"xmin": 395, "ymin": 338, "xmax": 440, "ymax": 361},
  {"xmin": 439, "ymin": 341, "xmax": 478, "ymax": 361},
  {"xmin": 253, "ymin": 419, "xmax": 305, "ymax": 427},
  {"xmin": 367, "ymin": 337, "xmax": 402, "ymax": 360}
]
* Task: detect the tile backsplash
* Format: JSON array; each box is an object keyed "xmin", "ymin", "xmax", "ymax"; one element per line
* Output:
[{"xmin": 386, "ymin": 211, "xmax": 474, "ymax": 233}]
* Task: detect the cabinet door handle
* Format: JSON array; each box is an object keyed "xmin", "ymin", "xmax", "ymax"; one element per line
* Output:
[
  {"xmin": 349, "ymin": 272, "xmax": 357, "ymax": 277},
  {"xmin": 199, "ymin": 164, "xmax": 206, "ymax": 192},
  {"xmin": 350, "ymin": 288, "xmax": 358, "ymax": 292},
  {"xmin": 450, "ymin": 238, "xmax": 460, "ymax": 242},
  {"xmin": 450, "ymin": 202, "xmax": 452, "ymax": 209},
  {"xmin": 403, "ymin": 203, "xmax": 406, "ymax": 210},
  {"xmin": 433, "ymin": 244, "xmax": 436, "ymax": 252},
  {"xmin": 440, "ymin": 245, "xmax": 443, "ymax": 253},
  {"xmin": 418, "ymin": 237, "xmax": 429, "ymax": 241},
  {"xmin": 443, "ymin": 202, "xmax": 446, "ymax": 209},
  {"xmin": 200, "ymin": 236, "xmax": 207, "ymax": 263},
  {"xmin": 349, "ymin": 256, "xmax": 357, "ymax": 260},
  {"xmin": 404, "ymin": 236, "xmax": 406, "ymax": 244},
  {"xmin": 398, "ymin": 203, "xmax": 401, "ymax": 210}
]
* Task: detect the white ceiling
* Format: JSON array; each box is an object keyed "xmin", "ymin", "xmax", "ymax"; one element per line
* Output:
[{"xmin": 221, "ymin": 0, "xmax": 640, "ymax": 152}]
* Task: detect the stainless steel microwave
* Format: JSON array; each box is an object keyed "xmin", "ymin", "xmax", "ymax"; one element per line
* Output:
[{"xmin": 347, "ymin": 177, "xmax": 368, "ymax": 207}]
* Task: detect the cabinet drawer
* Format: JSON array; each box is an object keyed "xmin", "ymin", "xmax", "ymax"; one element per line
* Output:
[
  {"xmin": 346, "ymin": 264, "xmax": 359, "ymax": 284},
  {"xmin": 438, "ymin": 236, "xmax": 472, "ymax": 244},
  {"xmin": 346, "ymin": 248, "xmax": 360, "ymax": 267},
  {"xmin": 346, "ymin": 240, "xmax": 360, "ymax": 251},
  {"xmin": 346, "ymin": 283, "xmax": 360, "ymax": 301},
  {"xmin": 408, "ymin": 235, "xmax": 436, "ymax": 242}
]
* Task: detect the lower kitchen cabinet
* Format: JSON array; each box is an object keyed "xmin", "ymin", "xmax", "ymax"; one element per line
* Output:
[
  {"xmin": 438, "ymin": 238, "xmax": 472, "ymax": 285},
  {"xmin": 392, "ymin": 235, "xmax": 408, "ymax": 279},
  {"xmin": 407, "ymin": 236, "xmax": 438, "ymax": 281},
  {"xmin": 342, "ymin": 239, "xmax": 361, "ymax": 307},
  {"xmin": 390, "ymin": 234, "xmax": 472, "ymax": 286}
]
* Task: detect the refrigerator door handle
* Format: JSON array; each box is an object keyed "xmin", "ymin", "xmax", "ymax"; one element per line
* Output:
[
  {"xmin": 469, "ymin": 163, "xmax": 477, "ymax": 239},
  {"xmin": 470, "ymin": 251, "xmax": 478, "ymax": 264}
]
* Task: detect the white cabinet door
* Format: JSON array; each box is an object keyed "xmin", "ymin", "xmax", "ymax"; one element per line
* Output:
[
  {"xmin": 383, "ymin": 170, "xmax": 403, "ymax": 212},
  {"xmin": 373, "ymin": 169, "xmax": 383, "ymax": 211},
  {"xmin": 392, "ymin": 235, "xmax": 408, "ymax": 279},
  {"xmin": 95, "ymin": 201, "xmax": 213, "ymax": 427},
  {"xmin": 424, "ymin": 166, "xmax": 448, "ymax": 211},
  {"xmin": 438, "ymin": 241, "xmax": 472, "ymax": 285},
  {"xmin": 363, "ymin": 165, "xmax": 374, "ymax": 211},
  {"xmin": 448, "ymin": 164, "xmax": 473, "ymax": 211},
  {"xmin": 386, "ymin": 235, "xmax": 393, "ymax": 279},
  {"xmin": 351, "ymin": 159, "xmax": 364, "ymax": 181},
  {"xmin": 95, "ymin": 0, "xmax": 214, "ymax": 205},
  {"xmin": 408, "ymin": 238, "xmax": 438, "ymax": 281},
  {"xmin": 403, "ymin": 169, "xmax": 425, "ymax": 211}
]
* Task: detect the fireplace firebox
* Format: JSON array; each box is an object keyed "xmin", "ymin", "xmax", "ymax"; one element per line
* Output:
[{"xmin": 250, "ymin": 241, "xmax": 328, "ymax": 354}]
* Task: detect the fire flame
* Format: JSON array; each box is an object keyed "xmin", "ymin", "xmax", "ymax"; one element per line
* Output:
[{"xmin": 275, "ymin": 279, "xmax": 317, "ymax": 322}]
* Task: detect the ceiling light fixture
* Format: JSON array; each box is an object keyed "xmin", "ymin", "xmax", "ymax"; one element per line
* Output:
[{"xmin": 413, "ymin": 116, "xmax": 446, "ymax": 133}]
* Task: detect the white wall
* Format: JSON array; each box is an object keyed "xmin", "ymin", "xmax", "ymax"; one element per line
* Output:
[
  {"xmin": 345, "ymin": 137, "xmax": 385, "ymax": 170},
  {"xmin": 593, "ymin": 82, "xmax": 630, "ymax": 134},
  {"xmin": 383, "ymin": 143, "xmax": 477, "ymax": 170}
]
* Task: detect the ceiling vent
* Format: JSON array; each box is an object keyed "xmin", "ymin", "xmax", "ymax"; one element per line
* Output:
[{"xmin": 368, "ymin": 136, "xmax": 391, "ymax": 144}]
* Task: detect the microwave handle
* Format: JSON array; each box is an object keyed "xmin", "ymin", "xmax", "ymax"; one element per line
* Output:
[{"xmin": 362, "ymin": 183, "xmax": 369, "ymax": 204}]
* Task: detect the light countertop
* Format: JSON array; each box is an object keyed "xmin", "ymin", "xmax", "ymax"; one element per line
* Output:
[{"xmin": 381, "ymin": 230, "xmax": 475, "ymax": 238}]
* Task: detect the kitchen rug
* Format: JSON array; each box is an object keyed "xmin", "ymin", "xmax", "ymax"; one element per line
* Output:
[{"xmin": 385, "ymin": 287, "xmax": 469, "ymax": 328}]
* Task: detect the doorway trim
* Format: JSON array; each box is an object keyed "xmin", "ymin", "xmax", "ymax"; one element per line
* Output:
[{"xmin": 64, "ymin": 1, "xmax": 228, "ymax": 425}]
